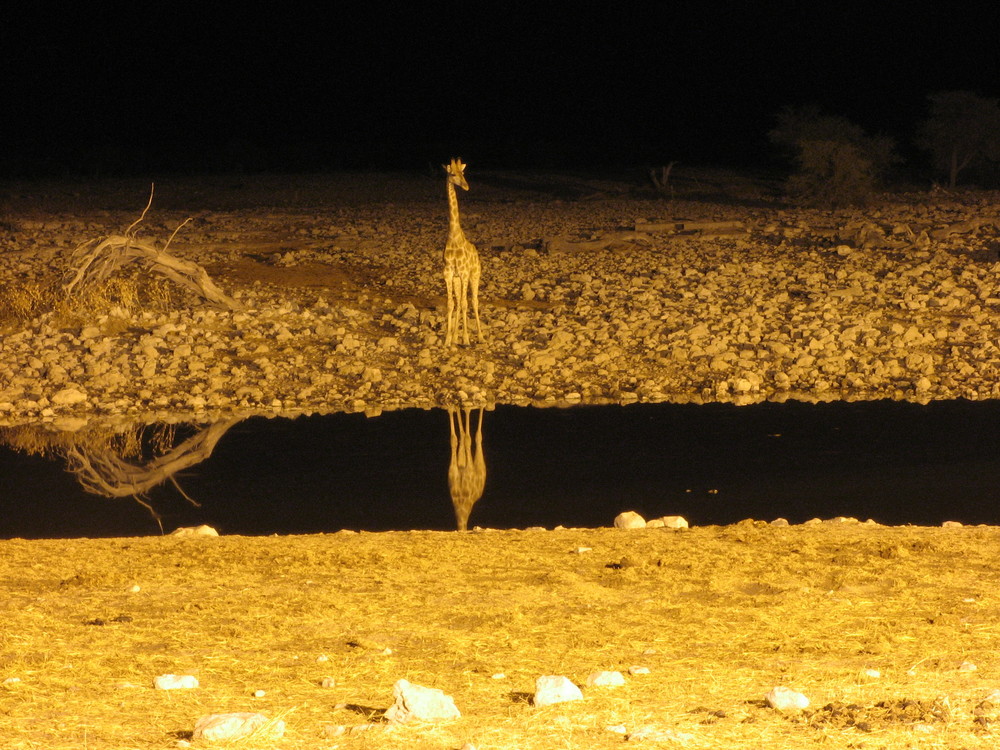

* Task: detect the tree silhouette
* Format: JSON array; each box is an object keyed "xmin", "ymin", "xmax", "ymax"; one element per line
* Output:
[
  {"xmin": 769, "ymin": 105, "xmax": 897, "ymax": 206},
  {"xmin": 916, "ymin": 91, "xmax": 1000, "ymax": 188}
]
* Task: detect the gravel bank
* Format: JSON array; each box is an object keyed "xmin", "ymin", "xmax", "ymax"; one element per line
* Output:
[{"xmin": 2, "ymin": 171, "xmax": 1000, "ymax": 428}]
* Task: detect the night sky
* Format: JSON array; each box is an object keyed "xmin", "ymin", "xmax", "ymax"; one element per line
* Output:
[{"xmin": 3, "ymin": 4, "xmax": 1000, "ymax": 175}]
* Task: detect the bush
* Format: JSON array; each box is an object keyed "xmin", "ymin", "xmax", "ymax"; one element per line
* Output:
[{"xmin": 769, "ymin": 105, "xmax": 897, "ymax": 206}]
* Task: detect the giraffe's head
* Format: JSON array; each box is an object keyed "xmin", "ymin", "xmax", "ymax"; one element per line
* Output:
[{"xmin": 444, "ymin": 158, "xmax": 469, "ymax": 191}]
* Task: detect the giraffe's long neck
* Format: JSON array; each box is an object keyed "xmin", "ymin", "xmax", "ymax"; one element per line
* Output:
[{"xmin": 446, "ymin": 180, "xmax": 465, "ymax": 244}]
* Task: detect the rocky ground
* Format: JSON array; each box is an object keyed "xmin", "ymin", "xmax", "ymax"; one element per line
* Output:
[{"xmin": 2, "ymin": 168, "xmax": 1000, "ymax": 429}]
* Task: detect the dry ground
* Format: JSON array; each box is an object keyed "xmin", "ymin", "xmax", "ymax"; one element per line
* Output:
[{"xmin": 2, "ymin": 523, "xmax": 1000, "ymax": 749}]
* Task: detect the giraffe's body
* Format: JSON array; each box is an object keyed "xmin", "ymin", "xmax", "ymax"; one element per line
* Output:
[
  {"xmin": 448, "ymin": 407, "xmax": 486, "ymax": 531},
  {"xmin": 443, "ymin": 158, "xmax": 483, "ymax": 347}
]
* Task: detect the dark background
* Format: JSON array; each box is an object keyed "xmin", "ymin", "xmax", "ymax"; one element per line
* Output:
[{"xmin": 3, "ymin": 4, "xmax": 999, "ymax": 176}]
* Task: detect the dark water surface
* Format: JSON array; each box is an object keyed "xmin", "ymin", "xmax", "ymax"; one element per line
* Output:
[{"xmin": 2, "ymin": 399, "xmax": 1000, "ymax": 539}]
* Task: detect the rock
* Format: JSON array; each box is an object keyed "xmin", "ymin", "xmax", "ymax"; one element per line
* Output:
[
  {"xmin": 626, "ymin": 725, "xmax": 695, "ymax": 743},
  {"xmin": 586, "ymin": 670, "xmax": 626, "ymax": 687},
  {"xmin": 50, "ymin": 387, "xmax": 87, "ymax": 405},
  {"xmin": 170, "ymin": 524, "xmax": 220, "ymax": 536},
  {"xmin": 192, "ymin": 712, "xmax": 284, "ymax": 742},
  {"xmin": 383, "ymin": 679, "xmax": 461, "ymax": 724},
  {"xmin": 650, "ymin": 515, "xmax": 688, "ymax": 529},
  {"xmin": 614, "ymin": 511, "xmax": 646, "ymax": 529},
  {"xmin": 153, "ymin": 674, "xmax": 199, "ymax": 689},
  {"xmin": 533, "ymin": 675, "xmax": 584, "ymax": 706},
  {"xmin": 765, "ymin": 686, "xmax": 810, "ymax": 712}
]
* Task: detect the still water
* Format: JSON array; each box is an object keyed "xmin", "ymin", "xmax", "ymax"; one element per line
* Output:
[{"xmin": 2, "ymin": 399, "xmax": 1000, "ymax": 539}]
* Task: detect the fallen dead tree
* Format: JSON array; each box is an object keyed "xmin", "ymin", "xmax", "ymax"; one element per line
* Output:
[
  {"xmin": 63, "ymin": 418, "xmax": 243, "ymax": 529},
  {"xmin": 63, "ymin": 185, "xmax": 243, "ymax": 311}
]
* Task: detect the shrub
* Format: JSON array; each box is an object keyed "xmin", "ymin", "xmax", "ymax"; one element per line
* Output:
[{"xmin": 769, "ymin": 105, "xmax": 897, "ymax": 206}]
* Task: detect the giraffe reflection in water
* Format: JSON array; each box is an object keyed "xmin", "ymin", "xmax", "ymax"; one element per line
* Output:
[{"xmin": 447, "ymin": 407, "xmax": 487, "ymax": 531}]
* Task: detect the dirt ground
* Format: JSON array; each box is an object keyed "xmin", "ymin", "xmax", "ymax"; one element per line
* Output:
[{"xmin": 1, "ymin": 523, "xmax": 999, "ymax": 749}]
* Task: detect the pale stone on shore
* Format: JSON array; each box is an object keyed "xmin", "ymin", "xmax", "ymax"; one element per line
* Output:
[
  {"xmin": 765, "ymin": 686, "xmax": 810, "ymax": 712},
  {"xmin": 614, "ymin": 511, "xmax": 646, "ymax": 529},
  {"xmin": 586, "ymin": 670, "xmax": 626, "ymax": 687},
  {"xmin": 534, "ymin": 675, "xmax": 584, "ymax": 706},
  {"xmin": 153, "ymin": 674, "xmax": 198, "ymax": 690},
  {"xmin": 192, "ymin": 712, "xmax": 284, "ymax": 742},
  {"xmin": 384, "ymin": 679, "xmax": 461, "ymax": 724},
  {"xmin": 170, "ymin": 524, "xmax": 220, "ymax": 536}
]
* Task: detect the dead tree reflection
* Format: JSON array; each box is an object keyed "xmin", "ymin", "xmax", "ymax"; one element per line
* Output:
[
  {"xmin": 0, "ymin": 418, "xmax": 242, "ymax": 529},
  {"xmin": 448, "ymin": 407, "xmax": 486, "ymax": 531}
]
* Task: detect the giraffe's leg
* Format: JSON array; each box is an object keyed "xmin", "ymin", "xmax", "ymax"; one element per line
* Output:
[
  {"xmin": 458, "ymin": 273, "xmax": 471, "ymax": 346},
  {"xmin": 444, "ymin": 269, "xmax": 456, "ymax": 346},
  {"xmin": 470, "ymin": 264, "xmax": 483, "ymax": 342}
]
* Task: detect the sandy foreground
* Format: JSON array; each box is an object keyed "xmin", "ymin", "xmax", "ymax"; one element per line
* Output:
[
  {"xmin": 1, "ymin": 169, "xmax": 1000, "ymax": 429},
  {"xmin": 2, "ymin": 523, "xmax": 1000, "ymax": 749}
]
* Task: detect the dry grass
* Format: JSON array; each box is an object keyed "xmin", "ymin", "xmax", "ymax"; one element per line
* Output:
[
  {"xmin": 0, "ymin": 273, "xmax": 179, "ymax": 330},
  {"xmin": 1, "ymin": 524, "xmax": 999, "ymax": 749}
]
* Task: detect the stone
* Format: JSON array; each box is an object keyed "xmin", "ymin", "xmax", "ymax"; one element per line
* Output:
[
  {"xmin": 586, "ymin": 670, "xmax": 626, "ymax": 687},
  {"xmin": 154, "ymin": 674, "xmax": 199, "ymax": 689},
  {"xmin": 192, "ymin": 712, "xmax": 284, "ymax": 742},
  {"xmin": 533, "ymin": 675, "xmax": 584, "ymax": 706},
  {"xmin": 383, "ymin": 679, "xmax": 461, "ymax": 724},
  {"xmin": 50, "ymin": 387, "xmax": 87, "ymax": 405},
  {"xmin": 654, "ymin": 515, "xmax": 689, "ymax": 529},
  {"xmin": 626, "ymin": 725, "xmax": 695, "ymax": 743},
  {"xmin": 614, "ymin": 511, "xmax": 646, "ymax": 529},
  {"xmin": 170, "ymin": 524, "xmax": 220, "ymax": 536},
  {"xmin": 765, "ymin": 686, "xmax": 810, "ymax": 712}
]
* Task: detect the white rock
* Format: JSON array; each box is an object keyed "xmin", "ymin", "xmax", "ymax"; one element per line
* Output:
[
  {"xmin": 626, "ymin": 725, "xmax": 695, "ymax": 742},
  {"xmin": 154, "ymin": 674, "xmax": 199, "ymax": 690},
  {"xmin": 614, "ymin": 511, "xmax": 646, "ymax": 529},
  {"xmin": 170, "ymin": 524, "xmax": 219, "ymax": 536},
  {"xmin": 628, "ymin": 666, "xmax": 650, "ymax": 675},
  {"xmin": 192, "ymin": 712, "xmax": 284, "ymax": 742},
  {"xmin": 655, "ymin": 515, "xmax": 689, "ymax": 529},
  {"xmin": 50, "ymin": 387, "xmax": 87, "ymax": 405},
  {"xmin": 586, "ymin": 670, "xmax": 625, "ymax": 687},
  {"xmin": 533, "ymin": 675, "xmax": 584, "ymax": 706},
  {"xmin": 765, "ymin": 686, "xmax": 809, "ymax": 712},
  {"xmin": 383, "ymin": 679, "xmax": 461, "ymax": 724}
]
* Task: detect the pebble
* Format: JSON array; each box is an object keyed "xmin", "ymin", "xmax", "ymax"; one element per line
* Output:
[
  {"xmin": 765, "ymin": 686, "xmax": 810, "ymax": 712},
  {"xmin": 533, "ymin": 675, "xmax": 584, "ymax": 706}
]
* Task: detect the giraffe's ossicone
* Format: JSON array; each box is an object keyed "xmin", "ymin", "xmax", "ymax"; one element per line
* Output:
[{"xmin": 443, "ymin": 158, "xmax": 483, "ymax": 347}]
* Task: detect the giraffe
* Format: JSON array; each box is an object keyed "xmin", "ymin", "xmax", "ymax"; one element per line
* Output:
[
  {"xmin": 447, "ymin": 406, "xmax": 486, "ymax": 531},
  {"xmin": 442, "ymin": 158, "xmax": 483, "ymax": 347}
]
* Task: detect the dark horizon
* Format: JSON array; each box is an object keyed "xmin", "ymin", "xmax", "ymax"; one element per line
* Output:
[{"xmin": 3, "ymin": 5, "xmax": 999, "ymax": 178}]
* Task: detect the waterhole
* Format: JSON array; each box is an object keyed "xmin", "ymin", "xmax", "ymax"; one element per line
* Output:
[{"xmin": 2, "ymin": 399, "xmax": 999, "ymax": 539}]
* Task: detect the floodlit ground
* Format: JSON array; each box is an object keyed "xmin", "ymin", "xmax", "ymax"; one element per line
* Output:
[{"xmin": 1, "ymin": 523, "xmax": 999, "ymax": 748}]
